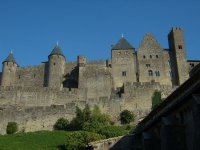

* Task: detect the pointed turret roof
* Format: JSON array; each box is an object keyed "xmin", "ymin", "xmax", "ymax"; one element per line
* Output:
[
  {"xmin": 49, "ymin": 43, "xmax": 65, "ymax": 57},
  {"xmin": 3, "ymin": 52, "xmax": 16, "ymax": 63},
  {"xmin": 139, "ymin": 32, "xmax": 162, "ymax": 50},
  {"xmin": 112, "ymin": 37, "xmax": 134, "ymax": 50}
]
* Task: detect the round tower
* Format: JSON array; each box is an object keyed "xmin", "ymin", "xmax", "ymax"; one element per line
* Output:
[
  {"xmin": 1, "ymin": 52, "xmax": 17, "ymax": 86},
  {"xmin": 47, "ymin": 43, "xmax": 66, "ymax": 89}
]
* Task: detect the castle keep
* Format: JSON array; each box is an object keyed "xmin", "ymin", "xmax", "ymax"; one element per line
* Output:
[{"xmin": 0, "ymin": 27, "xmax": 199, "ymax": 134}]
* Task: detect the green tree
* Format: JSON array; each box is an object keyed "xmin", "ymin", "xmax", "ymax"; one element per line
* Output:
[
  {"xmin": 54, "ymin": 118, "xmax": 69, "ymax": 130},
  {"xmin": 120, "ymin": 110, "xmax": 134, "ymax": 124},
  {"xmin": 6, "ymin": 122, "xmax": 18, "ymax": 134},
  {"xmin": 65, "ymin": 131, "xmax": 105, "ymax": 150},
  {"xmin": 151, "ymin": 90, "xmax": 162, "ymax": 110},
  {"xmin": 69, "ymin": 105, "xmax": 112, "ymax": 132}
]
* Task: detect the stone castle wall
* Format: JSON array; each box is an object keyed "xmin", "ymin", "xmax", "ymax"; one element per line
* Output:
[
  {"xmin": 0, "ymin": 27, "xmax": 198, "ymax": 134},
  {"xmin": 0, "ymin": 104, "xmax": 76, "ymax": 135}
]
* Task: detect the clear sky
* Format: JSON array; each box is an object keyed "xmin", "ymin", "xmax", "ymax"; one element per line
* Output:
[{"xmin": 0, "ymin": 0, "xmax": 200, "ymax": 70}]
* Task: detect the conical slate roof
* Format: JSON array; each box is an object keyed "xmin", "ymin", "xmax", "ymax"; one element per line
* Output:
[
  {"xmin": 3, "ymin": 52, "xmax": 16, "ymax": 63},
  {"xmin": 49, "ymin": 44, "xmax": 65, "ymax": 57},
  {"xmin": 112, "ymin": 37, "xmax": 134, "ymax": 50}
]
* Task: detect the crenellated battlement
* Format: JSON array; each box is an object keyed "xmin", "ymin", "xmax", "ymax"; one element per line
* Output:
[{"xmin": 0, "ymin": 27, "xmax": 198, "ymax": 134}]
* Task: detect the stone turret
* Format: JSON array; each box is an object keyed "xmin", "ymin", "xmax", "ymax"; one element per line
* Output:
[
  {"xmin": 111, "ymin": 37, "xmax": 137, "ymax": 89},
  {"xmin": 1, "ymin": 52, "xmax": 18, "ymax": 86},
  {"xmin": 168, "ymin": 27, "xmax": 189, "ymax": 86},
  {"xmin": 47, "ymin": 43, "xmax": 66, "ymax": 89}
]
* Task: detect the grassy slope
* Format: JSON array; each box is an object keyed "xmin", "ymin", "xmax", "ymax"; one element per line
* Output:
[{"xmin": 0, "ymin": 131, "xmax": 67, "ymax": 150}]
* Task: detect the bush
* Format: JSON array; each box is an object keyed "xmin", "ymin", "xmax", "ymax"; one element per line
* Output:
[
  {"xmin": 65, "ymin": 131, "xmax": 105, "ymax": 150},
  {"xmin": 69, "ymin": 105, "xmax": 111, "ymax": 132},
  {"xmin": 151, "ymin": 90, "xmax": 162, "ymax": 110},
  {"xmin": 98, "ymin": 126, "xmax": 129, "ymax": 138},
  {"xmin": 54, "ymin": 118, "xmax": 69, "ymax": 130},
  {"xmin": 120, "ymin": 110, "xmax": 134, "ymax": 124},
  {"xmin": 6, "ymin": 122, "xmax": 18, "ymax": 134}
]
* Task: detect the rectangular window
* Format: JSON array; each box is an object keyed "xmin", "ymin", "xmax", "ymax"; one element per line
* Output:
[
  {"xmin": 146, "ymin": 64, "xmax": 150, "ymax": 67},
  {"xmin": 122, "ymin": 71, "xmax": 126, "ymax": 76},
  {"xmin": 178, "ymin": 45, "xmax": 183, "ymax": 49},
  {"xmin": 148, "ymin": 70, "xmax": 153, "ymax": 76},
  {"xmin": 155, "ymin": 71, "xmax": 160, "ymax": 77}
]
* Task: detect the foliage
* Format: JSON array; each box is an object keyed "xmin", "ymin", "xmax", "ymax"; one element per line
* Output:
[
  {"xmin": 97, "ymin": 126, "xmax": 129, "ymax": 138},
  {"xmin": 120, "ymin": 110, "xmax": 135, "ymax": 124},
  {"xmin": 69, "ymin": 105, "xmax": 111, "ymax": 132},
  {"xmin": 6, "ymin": 122, "xmax": 18, "ymax": 134},
  {"xmin": 54, "ymin": 118, "xmax": 69, "ymax": 130},
  {"xmin": 151, "ymin": 90, "xmax": 162, "ymax": 110},
  {"xmin": 65, "ymin": 131, "xmax": 105, "ymax": 150}
]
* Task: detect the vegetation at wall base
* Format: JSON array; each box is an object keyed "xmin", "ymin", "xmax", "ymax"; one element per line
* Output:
[
  {"xmin": 151, "ymin": 90, "xmax": 162, "ymax": 110},
  {"xmin": 54, "ymin": 118, "xmax": 69, "ymax": 130},
  {"xmin": 0, "ymin": 105, "xmax": 135, "ymax": 150},
  {"xmin": 120, "ymin": 110, "xmax": 135, "ymax": 124},
  {"xmin": 6, "ymin": 122, "xmax": 18, "ymax": 134}
]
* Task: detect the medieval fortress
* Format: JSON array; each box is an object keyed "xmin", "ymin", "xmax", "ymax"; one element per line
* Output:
[{"xmin": 0, "ymin": 27, "xmax": 199, "ymax": 134}]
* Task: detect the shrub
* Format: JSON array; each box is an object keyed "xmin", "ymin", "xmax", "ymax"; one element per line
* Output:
[
  {"xmin": 98, "ymin": 126, "xmax": 129, "ymax": 138},
  {"xmin": 151, "ymin": 90, "xmax": 162, "ymax": 110},
  {"xmin": 69, "ymin": 105, "xmax": 112, "ymax": 132},
  {"xmin": 120, "ymin": 110, "xmax": 134, "ymax": 124},
  {"xmin": 54, "ymin": 118, "xmax": 69, "ymax": 130},
  {"xmin": 65, "ymin": 131, "xmax": 105, "ymax": 150},
  {"xmin": 6, "ymin": 122, "xmax": 18, "ymax": 134}
]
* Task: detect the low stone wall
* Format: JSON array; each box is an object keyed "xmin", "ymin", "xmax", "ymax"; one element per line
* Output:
[
  {"xmin": 0, "ymin": 104, "xmax": 76, "ymax": 135},
  {"xmin": 88, "ymin": 136, "xmax": 123, "ymax": 150}
]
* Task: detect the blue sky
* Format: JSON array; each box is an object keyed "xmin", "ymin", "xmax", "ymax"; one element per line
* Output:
[{"xmin": 0, "ymin": 0, "xmax": 200, "ymax": 70}]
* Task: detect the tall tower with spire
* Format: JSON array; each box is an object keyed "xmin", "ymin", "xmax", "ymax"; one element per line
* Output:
[
  {"xmin": 1, "ymin": 52, "xmax": 18, "ymax": 86},
  {"xmin": 47, "ymin": 43, "xmax": 66, "ymax": 88},
  {"xmin": 111, "ymin": 37, "xmax": 137, "ymax": 89}
]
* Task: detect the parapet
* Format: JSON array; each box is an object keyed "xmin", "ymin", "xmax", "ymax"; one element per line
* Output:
[
  {"xmin": 77, "ymin": 55, "xmax": 87, "ymax": 66},
  {"xmin": 171, "ymin": 27, "xmax": 183, "ymax": 31}
]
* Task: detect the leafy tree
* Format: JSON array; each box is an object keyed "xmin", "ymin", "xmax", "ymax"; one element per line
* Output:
[
  {"xmin": 6, "ymin": 122, "xmax": 18, "ymax": 134},
  {"xmin": 65, "ymin": 131, "xmax": 105, "ymax": 150},
  {"xmin": 69, "ymin": 105, "xmax": 111, "ymax": 132},
  {"xmin": 54, "ymin": 118, "xmax": 69, "ymax": 130},
  {"xmin": 120, "ymin": 110, "xmax": 134, "ymax": 124},
  {"xmin": 151, "ymin": 90, "xmax": 162, "ymax": 110}
]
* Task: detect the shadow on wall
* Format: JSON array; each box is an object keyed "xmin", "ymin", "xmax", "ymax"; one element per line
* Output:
[{"xmin": 63, "ymin": 66, "xmax": 78, "ymax": 89}]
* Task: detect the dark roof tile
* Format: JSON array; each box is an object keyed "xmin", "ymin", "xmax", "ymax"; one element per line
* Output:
[
  {"xmin": 112, "ymin": 37, "xmax": 134, "ymax": 50},
  {"xmin": 3, "ymin": 52, "xmax": 16, "ymax": 63},
  {"xmin": 49, "ymin": 44, "xmax": 65, "ymax": 57}
]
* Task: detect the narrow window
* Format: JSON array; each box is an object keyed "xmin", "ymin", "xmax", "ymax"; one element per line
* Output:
[
  {"xmin": 19, "ymin": 75, "xmax": 21, "ymax": 79},
  {"xmin": 146, "ymin": 64, "xmax": 150, "ymax": 67},
  {"xmin": 53, "ymin": 62, "xmax": 56, "ymax": 66},
  {"xmin": 33, "ymin": 74, "xmax": 36, "ymax": 78},
  {"xmin": 156, "ymin": 55, "xmax": 158, "ymax": 58},
  {"xmin": 148, "ymin": 70, "xmax": 153, "ymax": 76},
  {"xmin": 143, "ymin": 55, "xmax": 146, "ymax": 59},
  {"xmin": 150, "ymin": 55, "xmax": 152, "ymax": 59},
  {"xmin": 155, "ymin": 71, "xmax": 160, "ymax": 77},
  {"xmin": 178, "ymin": 45, "xmax": 183, "ymax": 49},
  {"xmin": 122, "ymin": 71, "xmax": 126, "ymax": 76}
]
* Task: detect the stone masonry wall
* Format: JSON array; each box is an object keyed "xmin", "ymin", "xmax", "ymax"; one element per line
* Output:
[{"xmin": 0, "ymin": 104, "xmax": 76, "ymax": 135}]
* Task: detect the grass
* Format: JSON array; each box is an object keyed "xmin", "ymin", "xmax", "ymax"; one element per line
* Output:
[
  {"xmin": 0, "ymin": 125, "xmax": 134, "ymax": 150},
  {"xmin": 0, "ymin": 130, "xmax": 67, "ymax": 150}
]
